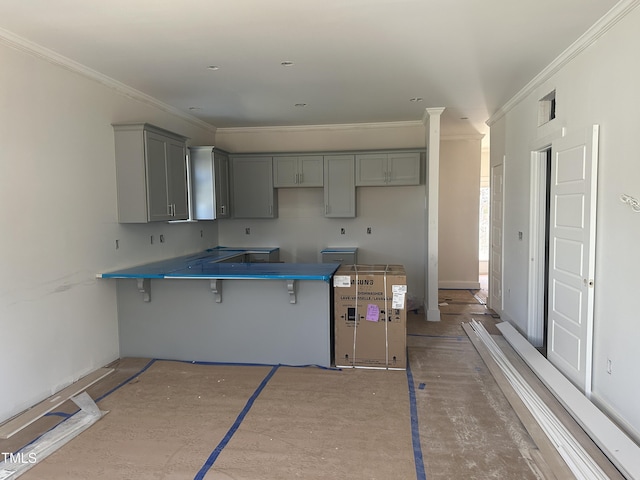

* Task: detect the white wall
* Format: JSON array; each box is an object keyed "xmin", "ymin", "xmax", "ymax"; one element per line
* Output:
[
  {"xmin": 0, "ymin": 40, "xmax": 217, "ymax": 423},
  {"xmin": 490, "ymin": 6, "xmax": 640, "ymax": 439},
  {"xmin": 439, "ymin": 138, "xmax": 482, "ymax": 288}
]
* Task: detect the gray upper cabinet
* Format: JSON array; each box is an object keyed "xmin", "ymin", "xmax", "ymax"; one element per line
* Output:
[
  {"xmin": 113, "ymin": 123, "xmax": 189, "ymax": 223},
  {"xmin": 231, "ymin": 156, "xmax": 277, "ymax": 218},
  {"xmin": 355, "ymin": 151, "xmax": 421, "ymax": 186},
  {"xmin": 190, "ymin": 146, "xmax": 230, "ymax": 220},
  {"xmin": 324, "ymin": 155, "xmax": 355, "ymax": 218},
  {"xmin": 273, "ymin": 155, "xmax": 323, "ymax": 187}
]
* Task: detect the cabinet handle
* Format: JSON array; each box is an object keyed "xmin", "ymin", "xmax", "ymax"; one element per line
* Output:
[
  {"xmin": 168, "ymin": 204, "xmax": 172, "ymax": 216},
  {"xmin": 299, "ymin": 173, "xmax": 303, "ymax": 184},
  {"xmin": 269, "ymin": 205, "xmax": 273, "ymax": 215},
  {"xmin": 325, "ymin": 204, "xmax": 329, "ymax": 214}
]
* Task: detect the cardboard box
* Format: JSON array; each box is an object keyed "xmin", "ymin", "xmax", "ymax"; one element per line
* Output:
[{"xmin": 333, "ymin": 264, "xmax": 407, "ymax": 369}]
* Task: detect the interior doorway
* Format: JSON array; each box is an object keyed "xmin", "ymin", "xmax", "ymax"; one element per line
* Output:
[
  {"xmin": 478, "ymin": 139, "xmax": 490, "ymax": 302},
  {"xmin": 540, "ymin": 148, "xmax": 552, "ymax": 355},
  {"xmin": 528, "ymin": 146, "xmax": 553, "ymax": 350},
  {"xmin": 528, "ymin": 126, "xmax": 599, "ymax": 394}
]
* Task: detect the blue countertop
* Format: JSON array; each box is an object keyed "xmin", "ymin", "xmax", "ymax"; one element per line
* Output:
[
  {"xmin": 321, "ymin": 247, "xmax": 358, "ymax": 254},
  {"xmin": 99, "ymin": 247, "xmax": 339, "ymax": 282}
]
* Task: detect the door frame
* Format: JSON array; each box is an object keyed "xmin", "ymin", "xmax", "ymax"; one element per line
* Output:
[
  {"xmin": 527, "ymin": 129, "xmax": 564, "ymax": 347},
  {"xmin": 489, "ymin": 161, "xmax": 505, "ymax": 315}
]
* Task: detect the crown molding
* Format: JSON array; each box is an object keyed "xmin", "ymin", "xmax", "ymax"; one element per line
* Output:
[
  {"xmin": 216, "ymin": 120, "xmax": 425, "ymax": 135},
  {"xmin": 0, "ymin": 27, "xmax": 216, "ymax": 133},
  {"xmin": 487, "ymin": 0, "xmax": 640, "ymax": 127}
]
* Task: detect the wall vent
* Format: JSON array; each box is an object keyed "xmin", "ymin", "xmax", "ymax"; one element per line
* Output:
[{"xmin": 538, "ymin": 90, "xmax": 556, "ymax": 126}]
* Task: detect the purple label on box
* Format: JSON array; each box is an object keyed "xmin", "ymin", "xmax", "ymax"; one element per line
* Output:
[{"xmin": 366, "ymin": 304, "xmax": 379, "ymax": 321}]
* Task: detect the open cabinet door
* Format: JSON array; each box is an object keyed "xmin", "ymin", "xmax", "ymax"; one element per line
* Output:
[{"xmin": 547, "ymin": 125, "xmax": 599, "ymax": 395}]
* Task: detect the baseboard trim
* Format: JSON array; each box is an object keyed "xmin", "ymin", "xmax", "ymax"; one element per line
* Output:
[{"xmin": 439, "ymin": 281, "xmax": 481, "ymax": 290}]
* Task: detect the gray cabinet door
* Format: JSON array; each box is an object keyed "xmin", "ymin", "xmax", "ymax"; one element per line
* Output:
[
  {"xmin": 355, "ymin": 153, "xmax": 387, "ymax": 186},
  {"xmin": 355, "ymin": 151, "xmax": 421, "ymax": 186},
  {"xmin": 114, "ymin": 123, "xmax": 189, "ymax": 223},
  {"xmin": 387, "ymin": 152, "xmax": 420, "ymax": 185},
  {"xmin": 273, "ymin": 156, "xmax": 299, "ymax": 187},
  {"xmin": 299, "ymin": 156, "xmax": 324, "ymax": 186},
  {"xmin": 232, "ymin": 156, "xmax": 276, "ymax": 218},
  {"xmin": 145, "ymin": 131, "xmax": 172, "ymax": 221},
  {"xmin": 214, "ymin": 151, "xmax": 230, "ymax": 218},
  {"xmin": 167, "ymin": 138, "xmax": 189, "ymax": 220},
  {"xmin": 324, "ymin": 155, "xmax": 355, "ymax": 218},
  {"xmin": 190, "ymin": 147, "xmax": 230, "ymax": 220},
  {"xmin": 273, "ymin": 156, "xmax": 323, "ymax": 187}
]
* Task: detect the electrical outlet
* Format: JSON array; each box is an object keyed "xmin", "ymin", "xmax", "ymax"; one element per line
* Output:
[
  {"xmin": 159, "ymin": 234, "xmax": 165, "ymax": 243},
  {"xmin": 367, "ymin": 227, "xmax": 372, "ymax": 234},
  {"xmin": 200, "ymin": 230, "xmax": 204, "ymax": 238},
  {"xmin": 245, "ymin": 227, "xmax": 251, "ymax": 235},
  {"xmin": 340, "ymin": 228, "xmax": 345, "ymax": 235}
]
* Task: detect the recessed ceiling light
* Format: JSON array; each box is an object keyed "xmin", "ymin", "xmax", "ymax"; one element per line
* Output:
[
  {"xmin": 409, "ymin": 97, "xmax": 423, "ymax": 102},
  {"xmin": 188, "ymin": 107, "xmax": 202, "ymax": 110},
  {"xmin": 207, "ymin": 65, "xmax": 220, "ymax": 70},
  {"xmin": 294, "ymin": 103, "xmax": 307, "ymax": 107},
  {"xmin": 460, "ymin": 117, "xmax": 469, "ymax": 120},
  {"xmin": 281, "ymin": 61, "xmax": 295, "ymax": 67}
]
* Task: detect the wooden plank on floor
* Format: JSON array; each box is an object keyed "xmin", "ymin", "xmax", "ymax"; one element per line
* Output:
[
  {"xmin": 494, "ymin": 336, "xmax": 625, "ymax": 480},
  {"xmin": 497, "ymin": 321, "xmax": 640, "ymax": 480},
  {"xmin": 461, "ymin": 322, "xmax": 572, "ymax": 480},
  {"xmin": 0, "ymin": 367, "xmax": 113, "ymax": 439}
]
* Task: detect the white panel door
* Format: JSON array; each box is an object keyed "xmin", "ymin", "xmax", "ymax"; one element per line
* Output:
[
  {"xmin": 490, "ymin": 163, "xmax": 504, "ymax": 314},
  {"xmin": 548, "ymin": 126, "xmax": 599, "ymax": 394}
]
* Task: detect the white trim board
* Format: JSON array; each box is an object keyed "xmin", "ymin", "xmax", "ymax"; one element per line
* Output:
[
  {"xmin": 497, "ymin": 321, "xmax": 640, "ymax": 480},
  {"xmin": 438, "ymin": 281, "xmax": 481, "ymax": 290},
  {"xmin": 0, "ymin": 367, "xmax": 113, "ymax": 439}
]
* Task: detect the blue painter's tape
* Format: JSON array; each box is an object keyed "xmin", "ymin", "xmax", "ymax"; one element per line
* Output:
[
  {"xmin": 43, "ymin": 411, "xmax": 73, "ymax": 419},
  {"xmin": 406, "ymin": 354, "xmax": 427, "ymax": 480},
  {"xmin": 162, "ymin": 358, "xmax": 342, "ymax": 371},
  {"xmin": 193, "ymin": 365, "xmax": 279, "ymax": 480},
  {"xmin": 94, "ymin": 359, "xmax": 157, "ymax": 403},
  {"xmin": 11, "ymin": 358, "xmax": 158, "ymax": 456}
]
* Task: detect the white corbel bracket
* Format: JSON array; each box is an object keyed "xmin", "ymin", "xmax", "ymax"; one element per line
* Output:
[
  {"xmin": 137, "ymin": 278, "xmax": 151, "ymax": 302},
  {"xmin": 210, "ymin": 279, "xmax": 222, "ymax": 303},
  {"xmin": 286, "ymin": 279, "xmax": 296, "ymax": 304}
]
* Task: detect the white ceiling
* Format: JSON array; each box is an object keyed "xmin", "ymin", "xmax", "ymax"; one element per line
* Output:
[{"xmin": 0, "ymin": 0, "xmax": 620, "ymax": 135}]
